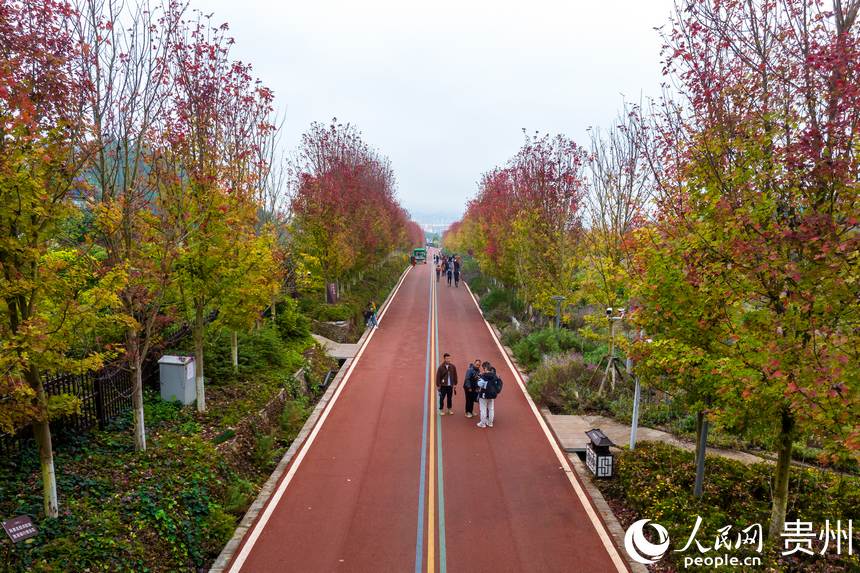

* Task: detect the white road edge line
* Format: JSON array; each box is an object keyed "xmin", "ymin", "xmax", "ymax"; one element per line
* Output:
[
  {"xmin": 464, "ymin": 282, "xmax": 629, "ymax": 573},
  {"xmin": 228, "ymin": 265, "xmax": 414, "ymax": 572}
]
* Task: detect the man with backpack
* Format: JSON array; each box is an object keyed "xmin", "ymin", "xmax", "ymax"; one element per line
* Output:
[
  {"xmin": 476, "ymin": 362, "xmax": 502, "ymax": 428},
  {"xmin": 462, "ymin": 358, "xmax": 482, "ymax": 418},
  {"xmin": 435, "ymin": 353, "xmax": 458, "ymax": 415}
]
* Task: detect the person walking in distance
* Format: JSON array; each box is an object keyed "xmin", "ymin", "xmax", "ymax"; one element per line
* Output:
[
  {"xmin": 436, "ymin": 260, "xmax": 442, "ymax": 282},
  {"xmin": 453, "ymin": 256, "xmax": 461, "ymax": 288},
  {"xmin": 446, "ymin": 259, "xmax": 453, "ymax": 287},
  {"xmin": 364, "ymin": 301, "xmax": 378, "ymax": 329},
  {"xmin": 476, "ymin": 361, "xmax": 503, "ymax": 428},
  {"xmin": 462, "ymin": 358, "xmax": 482, "ymax": 418},
  {"xmin": 435, "ymin": 353, "xmax": 458, "ymax": 415}
]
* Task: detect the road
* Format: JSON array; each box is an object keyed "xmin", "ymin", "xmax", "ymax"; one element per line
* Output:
[{"xmin": 224, "ymin": 255, "xmax": 629, "ymax": 572}]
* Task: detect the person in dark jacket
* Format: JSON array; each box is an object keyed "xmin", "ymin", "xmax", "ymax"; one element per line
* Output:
[
  {"xmin": 435, "ymin": 353, "xmax": 458, "ymax": 415},
  {"xmin": 462, "ymin": 358, "xmax": 482, "ymax": 417},
  {"xmin": 476, "ymin": 361, "xmax": 502, "ymax": 428}
]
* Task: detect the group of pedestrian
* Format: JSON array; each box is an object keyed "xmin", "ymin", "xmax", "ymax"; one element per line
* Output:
[
  {"xmin": 434, "ymin": 253, "xmax": 461, "ymax": 288},
  {"xmin": 435, "ymin": 353, "xmax": 503, "ymax": 428}
]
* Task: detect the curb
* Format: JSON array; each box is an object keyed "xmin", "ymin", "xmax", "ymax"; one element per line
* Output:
[
  {"xmin": 567, "ymin": 453, "xmax": 648, "ymax": 573},
  {"xmin": 209, "ymin": 266, "xmax": 412, "ymax": 572}
]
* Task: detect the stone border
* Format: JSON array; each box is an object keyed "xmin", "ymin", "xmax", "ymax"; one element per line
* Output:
[
  {"xmin": 568, "ymin": 453, "xmax": 648, "ymax": 573},
  {"xmin": 209, "ymin": 266, "xmax": 410, "ymax": 572}
]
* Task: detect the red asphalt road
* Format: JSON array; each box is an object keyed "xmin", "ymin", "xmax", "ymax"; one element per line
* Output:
[{"xmin": 227, "ymin": 256, "xmax": 628, "ymax": 573}]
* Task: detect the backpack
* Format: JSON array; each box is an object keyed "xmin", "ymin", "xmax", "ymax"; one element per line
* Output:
[
  {"xmin": 491, "ymin": 376, "xmax": 503, "ymax": 396},
  {"xmin": 482, "ymin": 375, "xmax": 503, "ymax": 399}
]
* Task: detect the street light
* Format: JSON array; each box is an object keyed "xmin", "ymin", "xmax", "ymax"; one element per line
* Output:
[{"xmin": 551, "ymin": 295, "xmax": 566, "ymax": 329}]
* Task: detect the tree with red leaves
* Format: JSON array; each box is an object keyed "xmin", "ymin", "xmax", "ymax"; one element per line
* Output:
[
  {"xmin": 446, "ymin": 132, "xmax": 587, "ymax": 317},
  {"xmin": 75, "ymin": 0, "xmax": 185, "ymax": 452},
  {"xmin": 156, "ymin": 11, "xmax": 279, "ymax": 413},
  {"xmin": 290, "ymin": 120, "xmax": 420, "ymax": 296},
  {"xmin": 630, "ymin": 0, "xmax": 860, "ymax": 537}
]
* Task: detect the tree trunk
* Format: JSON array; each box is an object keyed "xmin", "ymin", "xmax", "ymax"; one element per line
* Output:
[
  {"xmin": 132, "ymin": 357, "xmax": 147, "ymax": 451},
  {"xmin": 694, "ymin": 411, "xmax": 703, "ymax": 467},
  {"xmin": 28, "ymin": 364, "xmax": 59, "ymax": 518},
  {"xmin": 694, "ymin": 413, "xmax": 709, "ymax": 498},
  {"xmin": 768, "ymin": 409, "xmax": 795, "ymax": 539},
  {"xmin": 194, "ymin": 303, "xmax": 206, "ymax": 412},
  {"xmin": 231, "ymin": 330, "xmax": 239, "ymax": 374},
  {"xmin": 33, "ymin": 418, "xmax": 58, "ymax": 518},
  {"xmin": 271, "ymin": 293, "xmax": 277, "ymax": 324}
]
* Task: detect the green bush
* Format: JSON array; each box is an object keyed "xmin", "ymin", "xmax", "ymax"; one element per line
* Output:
[
  {"xmin": 275, "ymin": 297, "xmax": 310, "ymax": 340},
  {"xmin": 512, "ymin": 327, "xmax": 593, "ymax": 370},
  {"xmin": 279, "ymin": 399, "xmax": 309, "ymax": 444},
  {"xmin": 599, "ymin": 442, "xmax": 860, "ymax": 571},
  {"xmin": 223, "ymin": 478, "xmax": 255, "ymax": 515},
  {"xmin": 251, "ymin": 432, "xmax": 277, "ymax": 469},
  {"xmin": 202, "ymin": 326, "xmax": 300, "ymax": 384},
  {"xmin": 499, "ymin": 324, "xmax": 525, "ymax": 347},
  {"xmin": 479, "ymin": 287, "xmax": 524, "ymax": 325},
  {"xmin": 527, "ymin": 351, "xmax": 597, "ymax": 413},
  {"xmin": 466, "ymin": 273, "xmax": 491, "ymax": 294}
]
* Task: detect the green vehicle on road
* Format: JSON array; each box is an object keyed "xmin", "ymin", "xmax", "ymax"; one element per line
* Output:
[{"xmin": 412, "ymin": 247, "xmax": 427, "ymax": 264}]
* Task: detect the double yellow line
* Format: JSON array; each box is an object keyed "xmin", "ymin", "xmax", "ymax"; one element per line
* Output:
[
  {"xmin": 426, "ymin": 270, "xmax": 438, "ymax": 572},
  {"xmin": 418, "ymin": 261, "xmax": 446, "ymax": 573}
]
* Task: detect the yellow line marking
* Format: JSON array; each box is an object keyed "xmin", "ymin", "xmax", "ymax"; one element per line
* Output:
[{"xmin": 427, "ymin": 274, "xmax": 436, "ymax": 573}]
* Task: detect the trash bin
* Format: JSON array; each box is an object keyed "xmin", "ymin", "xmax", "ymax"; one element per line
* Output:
[
  {"xmin": 585, "ymin": 428, "xmax": 615, "ymax": 478},
  {"xmin": 158, "ymin": 355, "xmax": 196, "ymax": 405}
]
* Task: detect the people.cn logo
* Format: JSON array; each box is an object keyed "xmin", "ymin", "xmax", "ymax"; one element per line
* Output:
[{"xmin": 624, "ymin": 519, "xmax": 671, "ymax": 565}]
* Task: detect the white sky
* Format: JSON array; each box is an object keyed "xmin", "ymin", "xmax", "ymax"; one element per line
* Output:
[{"xmin": 198, "ymin": 0, "xmax": 674, "ymax": 222}]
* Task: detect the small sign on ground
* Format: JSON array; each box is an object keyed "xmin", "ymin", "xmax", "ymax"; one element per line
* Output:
[{"xmin": 2, "ymin": 515, "xmax": 38, "ymax": 543}]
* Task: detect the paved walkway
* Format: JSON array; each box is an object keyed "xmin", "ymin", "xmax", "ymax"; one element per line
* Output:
[
  {"xmin": 310, "ymin": 333, "xmax": 359, "ymax": 360},
  {"xmin": 220, "ymin": 253, "xmax": 630, "ymax": 572},
  {"xmin": 544, "ymin": 412, "xmax": 767, "ymax": 466}
]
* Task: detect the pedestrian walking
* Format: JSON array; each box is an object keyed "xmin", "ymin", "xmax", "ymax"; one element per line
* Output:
[
  {"xmin": 436, "ymin": 261, "xmax": 442, "ymax": 282},
  {"xmin": 463, "ymin": 358, "xmax": 482, "ymax": 418},
  {"xmin": 476, "ymin": 361, "xmax": 503, "ymax": 428},
  {"xmin": 364, "ymin": 301, "xmax": 378, "ymax": 328},
  {"xmin": 446, "ymin": 262, "xmax": 453, "ymax": 286},
  {"xmin": 435, "ymin": 353, "xmax": 458, "ymax": 415}
]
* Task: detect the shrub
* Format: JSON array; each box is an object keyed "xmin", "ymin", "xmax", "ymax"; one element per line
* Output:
[
  {"xmin": 251, "ymin": 432, "xmax": 277, "ymax": 469},
  {"xmin": 202, "ymin": 326, "xmax": 299, "ymax": 384},
  {"xmin": 599, "ymin": 442, "xmax": 860, "ymax": 571},
  {"xmin": 466, "ymin": 273, "xmax": 491, "ymax": 294},
  {"xmin": 279, "ymin": 399, "xmax": 309, "ymax": 444},
  {"xmin": 512, "ymin": 327, "xmax": 591, "ymax": 370},
  {"xmin": 527, "ymin": 351, "xmax": 600, "ymax": 414},
  {"xmin": 223, "ymin": 478, "xmax": 255, "ymax": 515},
  {"xmin": 479, "ymin": 287, "xmax": 524, "ymax": 324},
  {"xmin": 275, "ymin": 297, "xmax": 310, "ymax": 341},
  {"xmin": 500, "ymin": 324, "xmax": 525, "ymax": 347}
]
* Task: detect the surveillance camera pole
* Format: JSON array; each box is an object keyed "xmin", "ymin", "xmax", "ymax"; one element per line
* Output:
[{"xmin": 628, "ymin": 329, "xmax": 643, "ymax": 450}]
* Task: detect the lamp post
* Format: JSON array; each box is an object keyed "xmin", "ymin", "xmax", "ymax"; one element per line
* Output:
[{"xmin": 551, "ymin": 295, "xmax": 566, "ymax": 329}]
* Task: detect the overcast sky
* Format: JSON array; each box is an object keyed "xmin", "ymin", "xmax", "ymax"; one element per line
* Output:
[{"xmin": 199, "ymin": 0, "xmax": 674, "ymax": 222}]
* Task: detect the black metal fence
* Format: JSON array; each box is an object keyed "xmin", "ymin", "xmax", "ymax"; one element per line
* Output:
[{"xmin": 0, "ymin": 319, "xmax": 198, "ymax": 458}]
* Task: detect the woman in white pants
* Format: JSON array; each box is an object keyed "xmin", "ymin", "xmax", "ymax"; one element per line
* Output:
[{"xmin": 476, "ymin": 362, "xmax": 502, "ymax": 428}]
